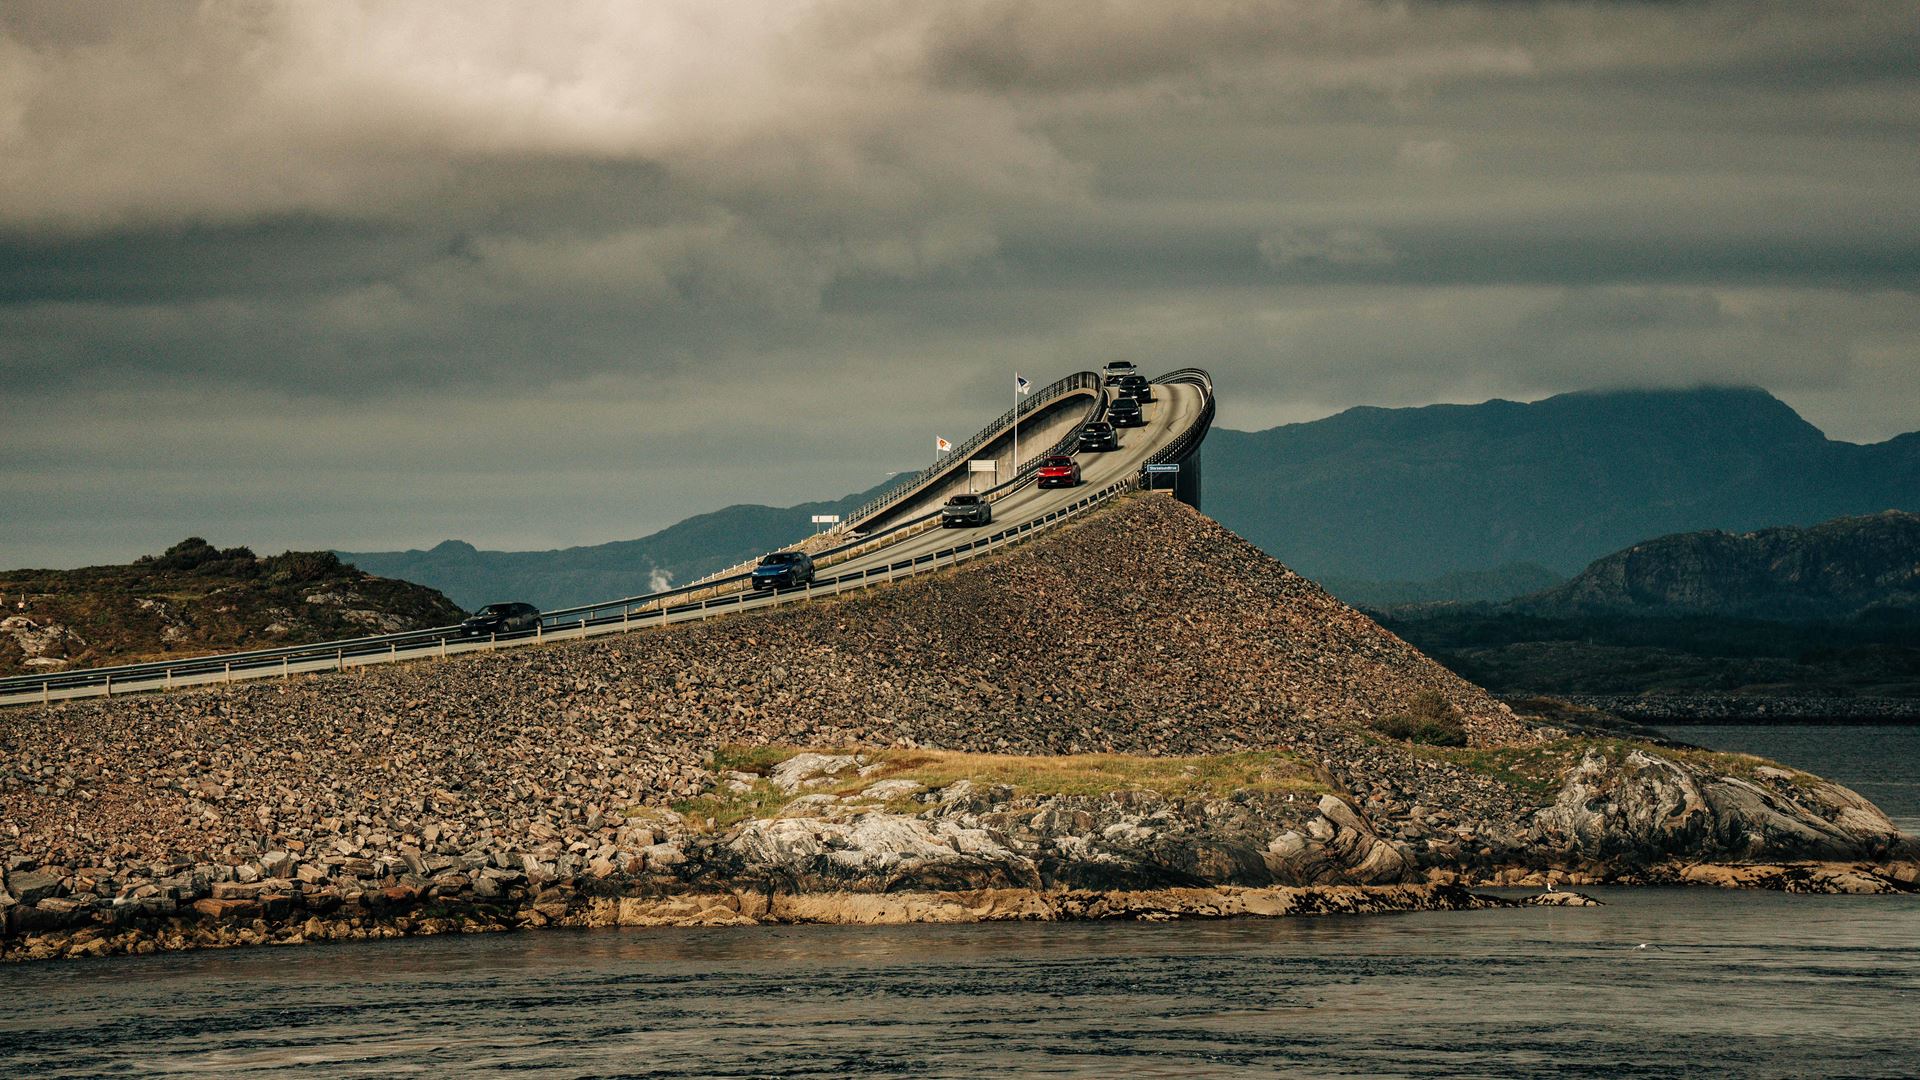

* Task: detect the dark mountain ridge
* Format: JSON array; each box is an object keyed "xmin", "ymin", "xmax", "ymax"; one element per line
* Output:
[
  {"xmin": 1207, "ymin": 385, "xmax": 1920, "ymax": 583},
  {"xmin": 348, "ymin": 386, "xmax": 1918, "ymax": 616}
]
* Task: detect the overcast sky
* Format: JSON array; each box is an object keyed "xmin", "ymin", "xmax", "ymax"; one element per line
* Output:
[{"xmin": 3, "ymin": 1, "xmax": 1916, "ymax": 567}]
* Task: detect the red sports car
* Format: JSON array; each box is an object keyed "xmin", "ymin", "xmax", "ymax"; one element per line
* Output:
[{"xmin": 1036, "ymin": 455, "xmax": 1082, "ymax": 488}]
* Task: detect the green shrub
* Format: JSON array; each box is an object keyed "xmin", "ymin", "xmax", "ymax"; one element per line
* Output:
[
  {"xmin": 265, "ymin": 550, "xmax": 345, "ymax": 582},
  {"xmin": 1372, "ymin": 690, "xmax": 1468, "ymax": 746}
]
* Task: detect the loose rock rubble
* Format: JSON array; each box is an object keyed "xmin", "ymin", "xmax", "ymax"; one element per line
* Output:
[{"xmin": 1, "ymin": 496, "xmax": 1912, "ymax": 962}]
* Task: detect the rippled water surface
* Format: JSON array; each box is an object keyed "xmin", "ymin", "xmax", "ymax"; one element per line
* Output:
[
  {"xmin": 6, "ymin": 892, "xmax": 1919, "ymax": 1078},
  {"xmin": 5, "ymin": 724, "xmax": 1917, "ymax": 1079}
]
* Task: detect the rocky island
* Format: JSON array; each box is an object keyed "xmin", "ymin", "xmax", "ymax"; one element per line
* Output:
[
  {"xmin": 3, "ymin": 496, "xmax": 1913, "ymax": 962},
  {"xmin": 1, "ymin": 538, "xmax": 465, "ymax": 676}
]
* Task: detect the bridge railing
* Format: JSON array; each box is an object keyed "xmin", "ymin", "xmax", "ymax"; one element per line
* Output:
[
  {"xmin": 1141, "ymin": 368, "xmax": 1216, "ymax": 473},
  {"xmin": 840, "ymin": 370, "xmax": 1103, "ymax": 530}
]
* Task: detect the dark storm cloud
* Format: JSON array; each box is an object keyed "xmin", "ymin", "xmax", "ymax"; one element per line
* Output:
[{"xmin": 1, "ymin": 1, "xmax": 1916, "ymax": 566}]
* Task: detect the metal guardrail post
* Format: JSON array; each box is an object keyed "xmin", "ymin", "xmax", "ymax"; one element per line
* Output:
[
  {"xmin": 104, "ymin": 674, "xmax": 111, "ymax": 698},
  {"xmin": 225, "ymin": 661, "xmax": 232, "ymax": 683},
  {"xmin": 283, "ymin": 656, "xmax": 290, "ymax": 679}
]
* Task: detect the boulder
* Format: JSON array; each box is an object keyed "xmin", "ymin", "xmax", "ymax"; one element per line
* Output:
[
  {"xmin": 6, "ymin": 870, "xmax": 64, "ymax": 906},
  {"xmin": 769, "ymin": 753, "xmax": 859, "ymax": 793}
]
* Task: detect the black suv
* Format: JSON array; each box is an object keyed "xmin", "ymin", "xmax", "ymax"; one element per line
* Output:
[
  {"xmin": 941, "ymin": 493, "xmax": 993, "ymax": 528},
  {"xmin": 1107, "ymin": 396, "xmax": 1146, "ymax": 428},
  {"xmin": 460, "ymin": 602, "xmax": 542, "ymax": 638},
  {"xmin": 752, "ymin": 551, "xmax": 815, "ymax": 590},
  {"xmin": 1113, "ymin": 374, "xmax": 1155, "ymax": 403},
  {"xmin": 1079, "ymin": 421, "xmax": 1120, "ymax": 452}
]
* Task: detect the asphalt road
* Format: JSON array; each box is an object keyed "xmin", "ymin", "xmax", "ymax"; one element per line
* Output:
[{"xmin": 821, "ymin": 381, "xmax": 1204, "ymax": 578}]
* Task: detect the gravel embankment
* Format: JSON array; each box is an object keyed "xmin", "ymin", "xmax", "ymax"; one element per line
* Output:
[{"xmin": 2, "ymin": 495, "xmax": 1529, "ymax": 873}]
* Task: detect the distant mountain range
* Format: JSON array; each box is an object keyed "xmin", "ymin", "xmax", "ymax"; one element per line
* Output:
[
  {"xmin": 341, "ymin": 385, "xmax": 1919, "ymax": 615},
  {"xmin": 341, "ymin": 478, "xmax": 895, "ymax": 611},
  {"xmin": 1318, "ymin": 563, "xmax": 1566, "ymax": 610},
  {"xmin": 1207, "ymin": 385, "xmax": 1920, "ymax": 584}
]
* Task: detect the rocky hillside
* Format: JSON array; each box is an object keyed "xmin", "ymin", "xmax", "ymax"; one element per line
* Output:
[
  {"xmin": 2, "ymin": 496, "xmax": 1911, "ymax": 961},
  {"xmin": 1520, "ymin": 510, "xmax": 1920, "ymax": 620},
  {"xmin": 0, "ymin": 538, "xmax": 465, "ymax": 676}
]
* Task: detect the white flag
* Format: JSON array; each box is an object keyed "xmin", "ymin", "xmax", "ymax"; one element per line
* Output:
[
  {"xmin": 1016, "ymin": 374, "xmax": 1031, "ymax": 395},
  {"xmin": 936, "ymin": 436, "xmax": 952, "ymax": 453}
]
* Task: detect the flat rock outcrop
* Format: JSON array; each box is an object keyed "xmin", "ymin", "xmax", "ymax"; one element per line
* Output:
[{"xmin": 1532, "ymin": 748, "xmax": 1907, "ymax": 864}]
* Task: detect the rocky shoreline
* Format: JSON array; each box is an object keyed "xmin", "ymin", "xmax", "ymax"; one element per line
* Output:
[
  {"xmin": 3, "ymin": 880, "xmax": 1597, "ymax": 963},
  {"xmin": 5, "ymin": 748, "xmax": 1911, "ymax": 963}
]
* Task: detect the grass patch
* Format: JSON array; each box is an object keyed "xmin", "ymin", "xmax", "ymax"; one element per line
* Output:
[
  {"xmin": 1370, "ymin": 690, "xmax": 1468, "ymax": 746},
  {"xmin": 708, "ymin": 744, "xmax": 801, "ymax": 775},
  {"xmin": 1405, "ymin": 741, "xmax": 1575, "ymax": 799},
  {"xmin": 1400, "ymin": 735, "xmax": 1809, "ymax": 802},
  {"xmin": 664, "ymin": 744, "xmax": 1330, "ymax": 833},
  {"xmin": 842, "ymin": 747, "xmax": 1327, "ymax": 801}
]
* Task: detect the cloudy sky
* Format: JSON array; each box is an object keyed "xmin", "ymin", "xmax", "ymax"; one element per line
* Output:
[{"xmin": 3, "ymin": 1, "xmax": 1916, "ymax": 567}]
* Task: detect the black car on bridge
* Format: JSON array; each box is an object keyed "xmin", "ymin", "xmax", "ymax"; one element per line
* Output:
[
  {"xmin": 1107, "ymin": 396, "xmax": 1146, "ymax": 428},
  {"xmin": 752, "ymin": 551, "xmax": 816, "ymax": 590},
  {"xmin": 1113, "ymin": 374, "xmax": 1155, "ymax": 403},
  {"xmin": 1078, "ymin": 421, "xmax": 1120, "ymax": 452},
  {"xmin": 460, "ymin": 602, "xmax": 543, "ymax": 638}
]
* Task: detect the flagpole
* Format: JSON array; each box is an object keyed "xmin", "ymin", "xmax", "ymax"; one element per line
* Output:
[{"xmin": 1012, "ymin": 373, "xmax": 1019, "ymax": 479}]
